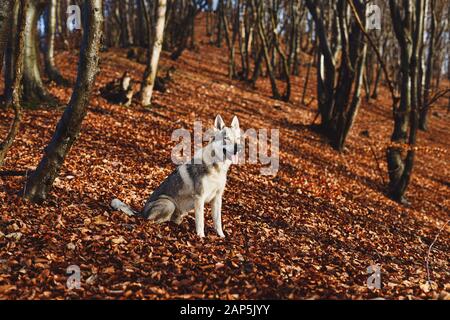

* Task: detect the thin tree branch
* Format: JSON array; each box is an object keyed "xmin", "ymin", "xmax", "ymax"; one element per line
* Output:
[
  {"xmin": 426, "ymin": 220, "xmax": 449, "ymax": 285},
  {"xmin": 424, "ymin": 88, "xmax": 450, "ymax": 109}
]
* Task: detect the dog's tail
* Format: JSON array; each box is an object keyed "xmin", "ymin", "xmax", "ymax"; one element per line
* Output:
[{"xmin": 110, "ymin": 199, "xmax": 138, "ymax": 216}]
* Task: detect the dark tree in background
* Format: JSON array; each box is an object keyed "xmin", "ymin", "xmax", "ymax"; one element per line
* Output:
[
  {"xmin": 386, "ymin": 0, "xmax": 426, "ymax": 203},
  {"xmin": 418, "ymin": 0, "xmax": 448, "ymax": 131},
  {"xmin": 3, "ymin": 1, "xmax": 20, "ymax": 106},
  {"xmin": 305, "ymin": 0, "xmax": 367, "ymax": 151},
  {"xmin": 0, "ymin": 1, "xmax": 14, "ymax": 75}
]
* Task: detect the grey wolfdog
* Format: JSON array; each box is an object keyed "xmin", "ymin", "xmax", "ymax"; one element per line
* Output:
[{"xmin": 111, "ymin": 115, "xmax": 242, "ymax": 238}]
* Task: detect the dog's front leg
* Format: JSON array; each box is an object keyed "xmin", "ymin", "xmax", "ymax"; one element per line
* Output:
[
  {"xmin": 194, "ymin": 196, "xmax": 205, "ymax": 238},
  {"xmin": 211, "ymin": 193, "xmax": 225, "ymax": 238}
]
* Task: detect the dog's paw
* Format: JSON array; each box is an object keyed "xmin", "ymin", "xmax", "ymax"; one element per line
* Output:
[{"xmin": 217, "ymin": 231, "xmax": 225, "ymax": 238}]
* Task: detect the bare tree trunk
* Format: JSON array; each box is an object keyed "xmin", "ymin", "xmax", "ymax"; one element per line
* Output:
[
  {"xmin": 251, "ymin": 0, "xmax": 281, "ymax": 100},
  {"xmin": 244, "ymin": 4, "xmax": 255, "ymax": 80},
  {"xmin": 305, "ymin": 0, "xmax": 336, "ymax": 129},
  {"xmin": 60, "ymin": 0, "xmax": 70, "ymax": 49},
  {"xmin": 4, "ymin": 1, "xmax": 20, "ymax": 105},
  {"xmin": 141, "ymin": 0, "xmax": 167, "ymax": 107},
  {"xmin": 169, "ymin": 2, "xmax": 197, "ymax": 60},
  {"xmin": 332, "ymin": 0, "xmax": 367, "ymax": 151},
  {"xmin": 419, "ymin": 0, "xmax": 435, "ymax": 131},
  {"xmin": 216, "ymin": 0, "xmax": 223, "ymax": 47},
  {"xmin": 387, "ymin": 0, "xmax": 426, "ymax": 203},
  {"xmin": 220, "ymin": 0, "xmax": 235, "ymax": 79},
  {"xmin": 136, "ymin": 0, "xmax": 148, "ymax": 47},
  {"xmin": 44, "ymin": 0, "xmax": 70, "ymax": 86},
  {"xmin": 250, "ymin": 47, "xmax": 264, "ymax": 87},
  {"xmin": 0, "ymin": 0, "xmax": 14, "ymax": 75},
  {"xmin": 206, "ymin": 0, "xmax": 212, "ymax": 37},
  {"xmin": 119, "ymin": 0, "xmax": 133, "ymax": 47},
  {"xmin": 336, "ymin": 43, "xmax": 367, "ymax": 150},
  {"xmin": 371, "ymin": 60, "xmax": 383, "ymax": 99},
  {"xmin": 24, "ymin": 0, "xmax": 103, "ymax": 203},
  {"xmin": 363, "ymin": 70, "xmax": 371, "ymax": 102},
  {"xmin": 139, "ymin": 0, "xmax": 152, "ymax": 48},
  {"xmin": 305, "ymin": 0, "xmax": 367, "ymax": 151},
  {"xmin": 190, "ymin": 4, "xmax": 197, "ymax": 49},
  {"xmin": 301, "ymin": 47, "xmax": 314, "ymax": 105},
  {"xmin": 237, "ymin": 1, "xmax": 250, "ymax": 80},
  {"xmin": 22, "ymin": 0, "xmax": 57, "ymax": 105},
  {"xmin": 0, "ymin": 0, "xmax": 27, "ymax": 166},
  {"xmin": 270, "ymin": 3, "xmax": 291, "ymax": 102},
  {"xmin": 292, "ymin": 26, "xmax": 301, "ymax": 76}
]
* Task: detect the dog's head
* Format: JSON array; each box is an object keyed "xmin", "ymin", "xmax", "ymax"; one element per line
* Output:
[{"xmin": 211, "ymin": 115, "xmax": 243, "ymax": 164}]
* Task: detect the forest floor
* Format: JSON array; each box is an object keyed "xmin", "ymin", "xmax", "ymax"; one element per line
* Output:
[{"xmin": 0, "ymin": 19, "xmax": 449, "ymax": 299}]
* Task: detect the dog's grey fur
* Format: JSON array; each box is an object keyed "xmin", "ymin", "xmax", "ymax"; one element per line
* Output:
[{"xmin": 111, "ymin": 115, "xmax": 242, "ymax": 238}]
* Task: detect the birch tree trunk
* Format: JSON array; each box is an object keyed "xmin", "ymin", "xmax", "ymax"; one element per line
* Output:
[
  {"xmin": 44, "ymin": 0, "xmax": 70, "ymax": 86},
  {"xmin": 419, "ymin": 0, "xmax": 435, "ymax": 131},
  {"xmin": 141, "ymin": 0, "xmax": 167, "ymax": 107},
  {"xmin": 24, "ymin": 0, "xmax": 103, "ymax": 203}
]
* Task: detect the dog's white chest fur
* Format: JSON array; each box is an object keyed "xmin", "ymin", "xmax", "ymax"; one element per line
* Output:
[{"xmin": 203, "ymin": 166, "xmax": 228, "ymax": 203}]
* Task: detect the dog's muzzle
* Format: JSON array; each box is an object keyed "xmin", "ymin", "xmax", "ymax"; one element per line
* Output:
[
  {"xmin": 232, "ymin": 144, "xmax": 243, "ymax": 164},
  {"xmin": 223, "ymin": 144, "xmax": 243, "ymax": 164}
]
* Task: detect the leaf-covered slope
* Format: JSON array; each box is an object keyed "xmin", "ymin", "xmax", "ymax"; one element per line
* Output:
[{"xmin": 0, "ymin": 24, "xmax": 448, "ymax": 300}]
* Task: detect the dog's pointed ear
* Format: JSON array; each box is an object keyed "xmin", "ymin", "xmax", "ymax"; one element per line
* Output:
[
  {"xmin": 231, "ymin": 116, "xmax": 240, "ymax": 130},
  {"xmin": 214, "ymin": 115, "xmax": 225, "ymax": 131}
]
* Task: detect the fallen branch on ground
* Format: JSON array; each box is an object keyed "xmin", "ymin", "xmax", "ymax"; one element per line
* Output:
[{"xmin": 426, "ymin": 220, "xmax": 449, "ymax": 286}]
